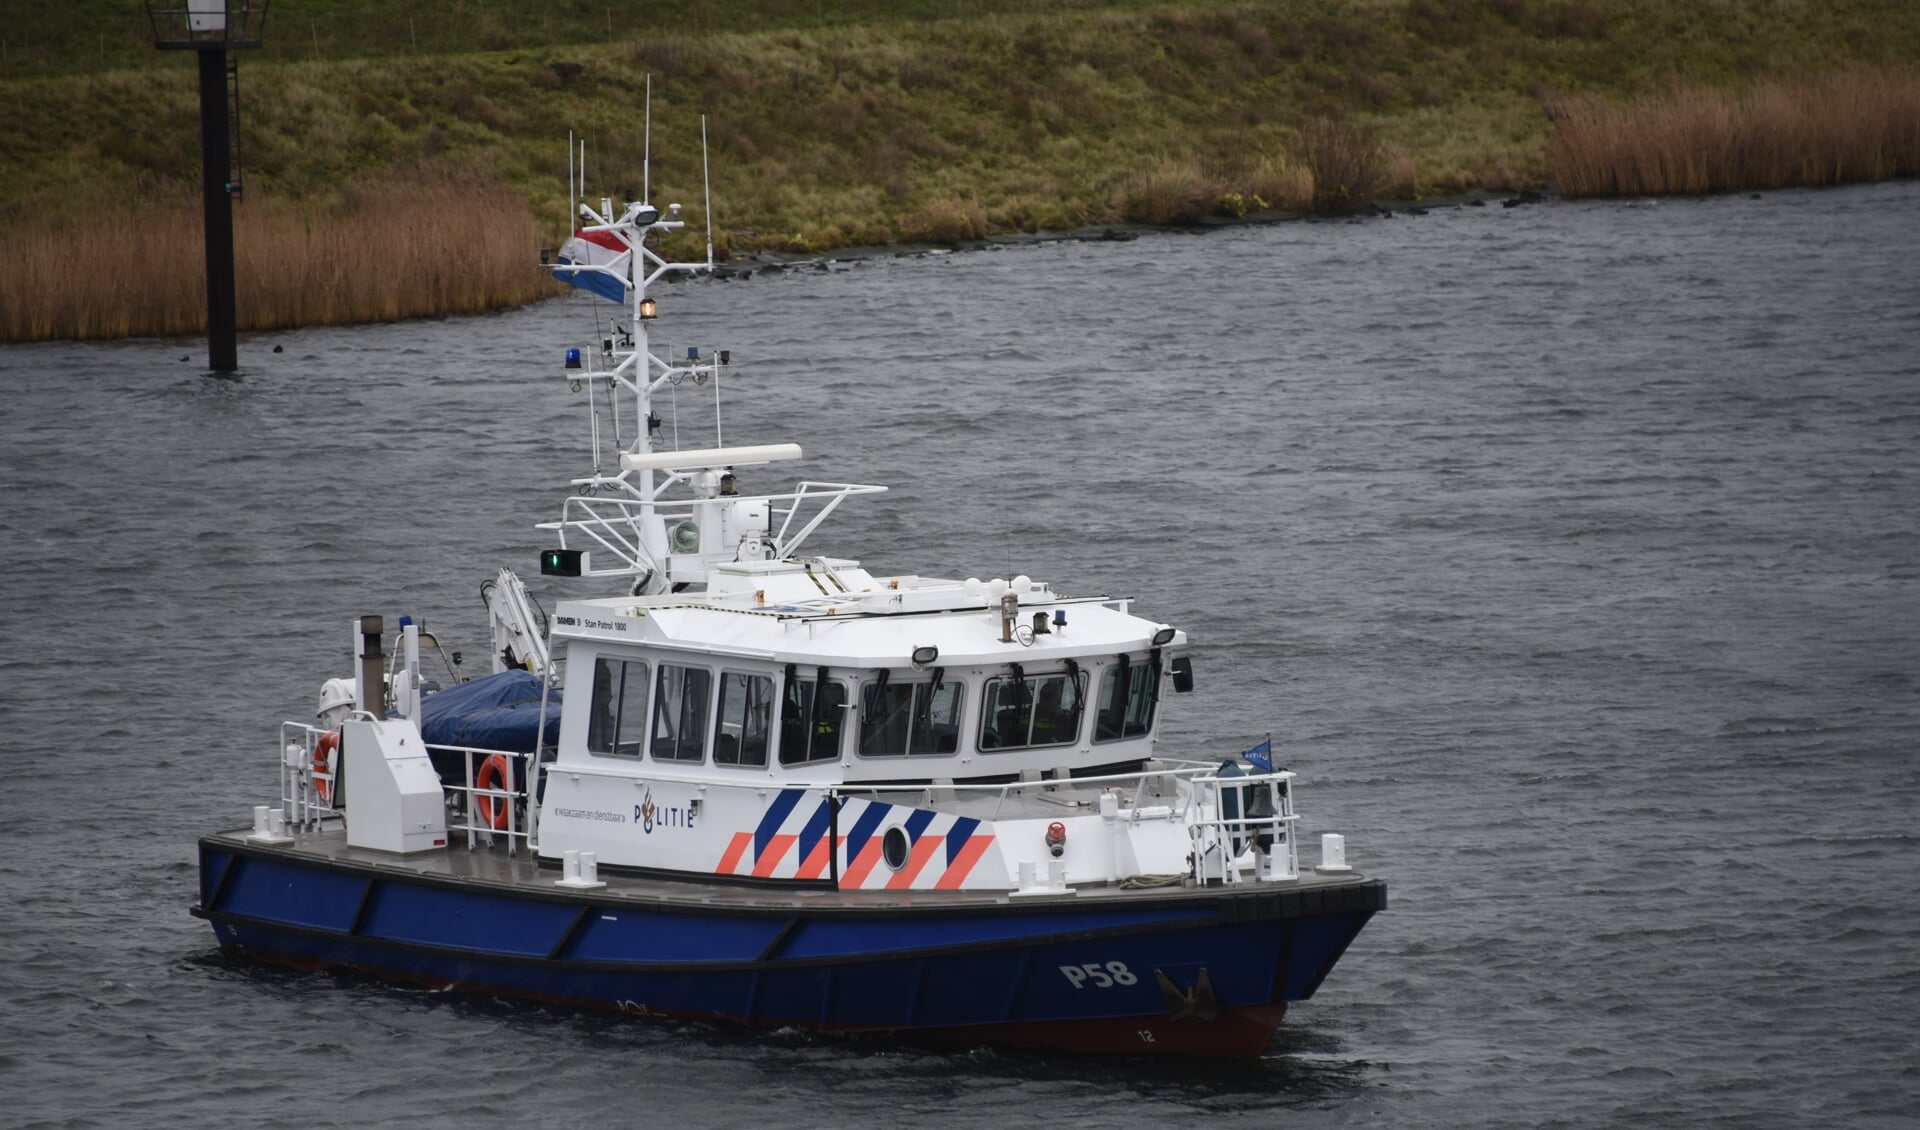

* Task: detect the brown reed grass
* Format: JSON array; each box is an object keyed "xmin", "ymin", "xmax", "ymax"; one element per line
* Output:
[
  {"xmin": 1549, "ymin": 68, "xmax": 1920, "ymax": 197},
  {"xmin": 1117, "ymin": 155, "xmax": 1314, "ymax": 227},
  {"xmin": 1121, "ymin": 161, "xmax": 1217, "ymax": 226},
  {"xmin": 0, "ymin": 171, "xmax": 558, "ymax": 343},
  {"xmin": 1298, "ymin": 117, "xmax": 1385, "ymax": 216}
]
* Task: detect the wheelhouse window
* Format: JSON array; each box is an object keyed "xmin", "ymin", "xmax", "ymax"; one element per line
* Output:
[
  {"xmin": 1095, "ymin": 655, "xmax": 1161, "ymax": 742},
  {"xmin": 650, "ymin": 664, "xmax": 712, "ymax": 763},
  {"xmin": 858, "ymin": 672, "xmax": 964, "ymax": 757},
  {"xmin": 980, "ymin": 669, "xmax": 1084, "ymax": 751},
  {"xmin": 713, "ymin": 671, "xmax": 774, "ymax": 768},
  {"xmin": 779, "ymin": 666, "xmax": 846, "ymax": 766},
  {"xmin": 587, "ymin": 656, "xmax": 649, "ymax": 757}
]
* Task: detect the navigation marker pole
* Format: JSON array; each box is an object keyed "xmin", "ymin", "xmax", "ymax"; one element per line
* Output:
[{"xmin": 146, "ymin": 3, "xmax": 270, "ymax": 374}]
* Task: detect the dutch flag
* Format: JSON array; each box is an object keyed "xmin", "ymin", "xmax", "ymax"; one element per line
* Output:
[{"xmin": 555, "ymin": 229, "xmax": 631, "ymax": 303}]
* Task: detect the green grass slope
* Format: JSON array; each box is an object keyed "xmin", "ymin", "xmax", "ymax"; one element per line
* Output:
[{"xmin": 4, "ymin": 0, "xmax": 1918, "ymax": 252}]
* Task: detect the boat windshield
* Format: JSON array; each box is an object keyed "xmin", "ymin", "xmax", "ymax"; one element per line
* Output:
[
  {"xmin": 858, "ymin": 675, "xmax": 964, "ymax": 757},
  {"xmin": 587, "ymin": 656, "xmax": 649, "ymax": 757},
  {"xmin": 779, "ymin": 669, "xmax": 846, "ymax": 765},
  {"xmin": 1095, "ymin": 655, "xmax": 1160, "ymax": 742},
  {"xmin": 981, "ymin": 671, "xmax": 1085, "ymax": 751}
]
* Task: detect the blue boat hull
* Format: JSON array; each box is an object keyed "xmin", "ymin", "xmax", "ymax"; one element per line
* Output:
[{"xmin": 195, "ymin": 839, "xmax": 1383, "ymax": 1056}]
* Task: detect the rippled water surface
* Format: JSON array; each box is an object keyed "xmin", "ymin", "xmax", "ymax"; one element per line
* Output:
[{"xmin": 3, "ymin": 182, "xmax": 1918, "ymax": 1128}]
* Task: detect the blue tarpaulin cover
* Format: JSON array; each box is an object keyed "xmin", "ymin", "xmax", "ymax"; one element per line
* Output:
[{"xmin": 417, "ymin": 670, "xmax": 561, "ymax": 753}]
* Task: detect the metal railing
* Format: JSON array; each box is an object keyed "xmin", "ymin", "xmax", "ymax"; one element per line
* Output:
[
  {"xmin": 278, "ymin": 721, "xmax": 337, "ymax": 830},
  {"xmin": 836, "ymin": 759, "xmax": 1299, "ymax": 884},
  {"xmin": 276, "ymin": 722, "xmax": 535, "ymax": 853},
  {"xmin": 442, "ymin": 743, "xmax": 535, "ymax": 855},
  {"xmin": 147, "ymin": 1, "xmax": 271, "ymax": 48},
  {"xmin": 270, "ymin": 726, "xmax": 1295, "ymax": 883},
  {"xmin": 1185, "ymin": 769, "xmax": 1299, "ymax": 884},
  {"xmin": 835, "ymin": 758, "xmax": 1248, "ymax": 817},
  {"xmin": 835, "ymin": 760, "xmax": 1200, "ymax": 819},
  {"xmin": 536, "ymin": 480, "xmax": 887, "ymax": 579}
]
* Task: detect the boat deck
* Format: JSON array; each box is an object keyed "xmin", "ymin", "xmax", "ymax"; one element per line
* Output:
[{"xmin": 204, "ymin": 822, "xmax": 1380, "ymax": 914}]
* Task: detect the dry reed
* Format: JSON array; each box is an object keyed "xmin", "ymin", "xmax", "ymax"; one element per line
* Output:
[
  {"xmin": 1118, "ymin": 155, "xmax": 1314, "ymax": 226},
  {"xmin": 1550, "ymin": 68, "xmax": 1920, "ymax": 197},
  {"xmin": 1298, "ymin": 117, "xmax": 1385, "ymax": 215},
  {"xmin": 0, "ymin": 173, "xmax": 557, "ymax": 343},
  {"xmin": 1120, "ymin": 161, "xmax": 1217, "ymax": 226}
]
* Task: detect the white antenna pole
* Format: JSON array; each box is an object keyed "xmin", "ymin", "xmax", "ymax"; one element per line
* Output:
[
  {"xmin": 702, "ymin": 115, "xmax": 714, "ymax": 267},
  {"xmin": 700, "ymin": 115, "xmax": 718, "ymax": 445},
  {"xmin": 568, "ymin": 130, "xmax": 576, "ymax": 227},
  {"xmin": 643, "ymin": 74, "xmax": 652, "ymax": 204}
]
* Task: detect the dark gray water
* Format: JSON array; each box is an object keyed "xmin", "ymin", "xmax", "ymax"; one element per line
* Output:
[{"xmin": 3, "ymin": 182, "xmax": 1918, "ymax": 1127}]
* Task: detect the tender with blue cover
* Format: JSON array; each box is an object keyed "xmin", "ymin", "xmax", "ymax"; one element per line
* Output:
[{"xmin": 417, "ymin": 670, "xmax": 560, "ymax": 753}]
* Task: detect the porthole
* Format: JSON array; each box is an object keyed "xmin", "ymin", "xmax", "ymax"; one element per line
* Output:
[{"xmin": 881, "ymin": 826, "xmax": 911, "ymax": 870}]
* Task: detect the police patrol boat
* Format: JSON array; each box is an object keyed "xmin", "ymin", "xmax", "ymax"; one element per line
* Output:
[{"xmin": 191, "ymin": 135, "xmax": 1386, "ymax": 1057}]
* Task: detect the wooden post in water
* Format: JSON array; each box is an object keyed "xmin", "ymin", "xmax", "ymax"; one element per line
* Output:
[{"xmin": 146, "ymin": 3, "xmax": 270, "ymax": 373}]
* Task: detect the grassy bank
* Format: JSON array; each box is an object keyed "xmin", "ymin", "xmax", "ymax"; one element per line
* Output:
[{"xmin": 4, "ymin": 0, "xmax": 1919, "ymax": 341}]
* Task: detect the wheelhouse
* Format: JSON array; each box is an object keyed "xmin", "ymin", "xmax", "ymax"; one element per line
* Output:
[{"xmin": 551, "ymin": 586, "xmax": 1189, "ymax": 789}]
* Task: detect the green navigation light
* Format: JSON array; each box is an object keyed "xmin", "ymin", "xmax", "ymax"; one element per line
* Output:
[{"xmin": 540, "ymin": 549, "xmax": 584, "ymax": 576}]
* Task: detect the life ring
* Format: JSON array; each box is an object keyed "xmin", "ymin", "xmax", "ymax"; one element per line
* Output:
[
  {"xmin": 476, "ymin": 754, "xmax": 512, "ymax": 831},
  {"xmin": 312, "ymin": 731, "xmax": 340, "ymax": 804}
]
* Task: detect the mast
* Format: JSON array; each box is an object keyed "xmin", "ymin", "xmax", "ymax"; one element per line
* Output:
[
  {"xmin": 545, "ymin": 105, "xmax": 881, "ymax": 596},
  {"xmin": 553, "ymin": 121, "xmax": 717, "ymax": 591}
]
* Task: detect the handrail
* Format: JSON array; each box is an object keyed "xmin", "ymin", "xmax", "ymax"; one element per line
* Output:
[
  {"xmin": 278, "ymin": 721, "xmax": 334, "ymax": 831},
  {"xmin": 276, "ymin": 721, "xmax": 535, "ymax": 853},
  {"xmin": 771, "ymin": 481, "xmax": 889, "ymax": 556},
  {"xmin": 833, "ymin": 760, "xmax": 1297, "ymax": 886},
  {"xmin": 535, "ymin": 480, "xmax": 887, "ymax": 578},
  {"xmin": 443, "ymin": 741, "xmax": 536, "ymax": 855},
  {"xmin": 540, "ymin": 494, "xmax": 661, "ymax": 576},
  {"xmin": 276, "ymin": 723, "xmax": 1296, "ymax": 884},
  {"xmin": 834, "ymin": 759, "xmax": 1228, "ymax": 826},
  {"xmin": 1187, "ymin": 770, "xmax": 1299, "ymax": 884}
]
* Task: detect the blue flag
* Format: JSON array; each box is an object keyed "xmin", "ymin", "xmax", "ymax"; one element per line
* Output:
[{"xmin": 1242, "ymin": 738, "xmax": 1274, "ymax": 773}]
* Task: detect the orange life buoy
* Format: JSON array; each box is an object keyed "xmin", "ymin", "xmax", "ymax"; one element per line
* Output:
[
  {"xmin": 313, "ymin": 731, "xmax": 340, "ymax": 804},
  {"xmin": 476, "ymin": 754, "xmax": 512, "ymax": 831}
]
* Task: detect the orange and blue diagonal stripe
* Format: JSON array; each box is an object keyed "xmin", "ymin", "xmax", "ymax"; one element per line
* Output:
[{"xmin": 713, "ymin": 792, "xmax": 1000, "ymax": 890}]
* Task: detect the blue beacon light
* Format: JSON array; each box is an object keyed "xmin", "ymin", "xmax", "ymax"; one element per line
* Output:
[{"xmin": 564, "ymin": 347, "xmax": 582, "ymax": 369}]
